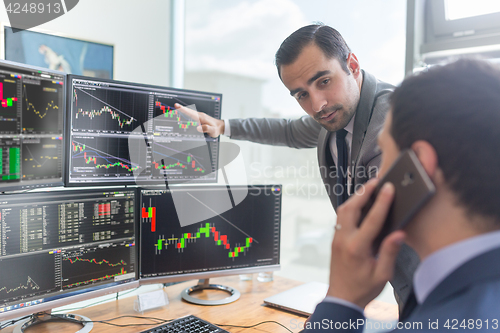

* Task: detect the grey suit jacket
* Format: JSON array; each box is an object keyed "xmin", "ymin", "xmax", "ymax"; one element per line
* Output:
[
  {"xmin": 228, "ymin": 71, "xmax": 419, "ymax": 304},
  {"xmin": 305, "ymin": 245, "xmax": 500, "ymax": 332}
]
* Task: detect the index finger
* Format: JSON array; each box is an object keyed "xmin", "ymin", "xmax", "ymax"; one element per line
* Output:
[{"xmin": 175, "ymin": 103, "xmax": 201, "ymax": 120}]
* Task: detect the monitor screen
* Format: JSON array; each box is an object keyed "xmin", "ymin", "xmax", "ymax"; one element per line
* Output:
[
  {"xmin": 0, "ymin": 188, "xmax": 137, "ymax": 321},
  {"xmin": 66, "ymin": 75, "xmax": 221, "ymax": 186},
  {"xmin": 139, "ymin": 185, "xmax": 281, "ymax": 283},
  {"xmin": 0, "ymin": 60, "xmax": 65, "ymax": 192}
]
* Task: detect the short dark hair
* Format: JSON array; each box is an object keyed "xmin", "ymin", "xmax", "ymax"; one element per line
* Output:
[
  {"xmin": 390, "ymin": 59, "xmax": 500, "ymax": 222},
  {"xmin": 275, "ymin": 24, "xmax": 351, "ymax": 79}
]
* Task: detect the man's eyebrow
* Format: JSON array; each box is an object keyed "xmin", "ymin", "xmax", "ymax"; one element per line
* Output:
[
  {"xmin": 290, "ymin": 88, "xmax": 302, "ymax": 97},
  {"xmin": 289, "ymin": 70, "xmax": 332, "ymax": 97},
  {"xmin": 307, "ymin": 70, "xmax": 331, "ymax": 86}
]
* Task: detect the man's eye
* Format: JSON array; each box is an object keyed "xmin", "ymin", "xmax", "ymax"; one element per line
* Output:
[
  {"xmin": 297, "ymin": 92, "xmax": 308, "ymax": 100},
  {"xmin": 321, "ymin": 78, "xmax": 330, "ymax": 85}
]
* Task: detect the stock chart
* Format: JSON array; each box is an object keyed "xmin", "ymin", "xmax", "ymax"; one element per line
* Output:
[
  {"xmin": 71, "ymin": 86, "xmax": 149, "ymax": 134},
  {"xmin": 22, "ymin": 81, "xmax": 63, "ymax": 134},
  {"xmin": 140, "ymin": 187, "xmax": 281, "ymax": 278},
  {"xmin": 68, "ymin": 77, "xmax": 221, "ymax": 185},
  {"xmin": 0, "ymin": 78, "xmax": 20, "ymax": 134}
]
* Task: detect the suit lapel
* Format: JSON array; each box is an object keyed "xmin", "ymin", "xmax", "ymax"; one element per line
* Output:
[
  {"xmin": 351, "ymin": 71, "xmax": 377, "ymax": 169},
  {"xmin": 317, "ymin": 128, "xmax": 338, "ymax": 209},
  {"xmin": 421, "ymin": 246, "xmax": 500, "ymax": 308}
]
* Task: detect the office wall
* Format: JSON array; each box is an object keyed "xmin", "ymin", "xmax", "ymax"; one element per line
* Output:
[{"xmin": 0, "ymin": 0, "xmax": 171, "ymax": 86}]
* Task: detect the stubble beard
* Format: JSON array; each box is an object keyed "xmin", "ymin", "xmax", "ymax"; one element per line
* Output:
[{"xmin": 314, "ymin": 103, "xmax": 356, "ymax": 132}]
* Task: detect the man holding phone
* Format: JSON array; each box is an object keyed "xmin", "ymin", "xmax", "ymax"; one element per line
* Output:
[
  {"xmin": 178, "ymin": 24, "xmax": 418, "ymax": 307},
  {"xmin": 304, "ymin": 58, "xmax": 500, "ymax": 332}
]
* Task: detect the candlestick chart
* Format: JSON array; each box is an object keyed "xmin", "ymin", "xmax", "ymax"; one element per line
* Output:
[
  {"xmin": 61, "ymin": 244, "xmax": 134, "ymax": 290},
  {"xmin": 150, "ymin": 138, "xmax": 216, "ymax": 181},
  {"xmin": 139, "ymin": 187, "xmax": 281, "ymax": 278},
  {"xmin": 0, "ymin": 79, "xmax": 20, "ymax": 134},
  {"xmin": 70, "ymin": 136, "xmax": 144, "ymax": 180},
  {"xmin": 72, "ymin": 87, "xmax": 149, "ymax": 134},
  {"xmin": 153, "ymin": 100, "xmax": 200, "ymax": 137}
]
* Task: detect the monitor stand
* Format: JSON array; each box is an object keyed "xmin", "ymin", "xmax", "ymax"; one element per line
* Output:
[
  {"xmin": 181, "ymin": 278, "xmax": 240, "ymax": 305},
  {"xmin": 13, "ymin": 311, "xmax": 93, "ymax": 333}
]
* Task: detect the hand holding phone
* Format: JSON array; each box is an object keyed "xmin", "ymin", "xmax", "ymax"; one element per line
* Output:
[{"xmin": 359, "ymin": 149, "xmax": 436, "ymax": 254}]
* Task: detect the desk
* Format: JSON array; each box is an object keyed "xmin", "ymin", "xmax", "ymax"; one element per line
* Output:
[{"xmin": 5, "ymin": 275, "xmax": 306, "ymax": 333}]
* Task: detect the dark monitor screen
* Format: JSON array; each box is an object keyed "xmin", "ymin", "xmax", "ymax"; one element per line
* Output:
[
  {"xmin": 0, "ymin": 188, "xmax": 137, "ymax": 320},
  {"xmin": 66, "ymin": 75, "xmax": 221, "ymax": 186},
  {"xmin": 0, "ymin": 60, "xmax": 65, "ymax": 192},
  {"xmin": 139, "ymin": 185, "xmax": 281, "ymax": 283}
]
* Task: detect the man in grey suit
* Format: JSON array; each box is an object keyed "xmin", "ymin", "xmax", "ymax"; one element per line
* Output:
[
  {"xmin": 304, "ymin": 58, "xmax": 500, "ymax": 332},
  {"xmin": 178, "ymin": 24, "xmax": 417, "ymax": 306}
]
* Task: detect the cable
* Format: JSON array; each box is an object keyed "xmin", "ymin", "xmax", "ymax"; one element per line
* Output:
[
  {"xmin": 0, "ymin": 315, "xmax": 31, "ymax": 330},
  {"xmin": 216, "ymin": 320, "xmax": 293, "ymax": 332},
  {"xmin": 50, "ymin": 314, "xmax": 174, "ymax": 328}
]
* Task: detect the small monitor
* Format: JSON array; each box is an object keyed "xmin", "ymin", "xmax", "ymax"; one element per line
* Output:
[
  {"xmin": 66, "ymin": 75, "xmax": 221, "ymax": 186},
  {"xmin": 0, "ymin": 60, "xmax": 65, "ymax": 192},
  {"xmin": 0, "ymin": 188, "xmax": 138, "ymax": 322},
  {"xmin": 139, "ymin": 185, "xmax": 281, "ymax": 284}
]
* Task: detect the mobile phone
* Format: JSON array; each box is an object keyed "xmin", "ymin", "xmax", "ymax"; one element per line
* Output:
[{"xmin": 359, "ymin": 149, "xmax": 436, "ymax": 254}]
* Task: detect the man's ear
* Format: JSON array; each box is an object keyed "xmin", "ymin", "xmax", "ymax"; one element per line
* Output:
[
  {"xmin": 347, "ymin": 53, "xmax": 361, "ymax": 78},
  {"xmin": 411, "ymin": 140, "xmax": 438, "ymax": 178}
]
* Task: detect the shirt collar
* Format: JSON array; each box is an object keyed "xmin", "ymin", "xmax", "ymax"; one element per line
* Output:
[
  {"xmin": 344, "ymin": 114, "xmax": 355, "ymax": 135},
  {"xmin": 414, "ymin": 229, "xmax": 500, "ymax": 304}
]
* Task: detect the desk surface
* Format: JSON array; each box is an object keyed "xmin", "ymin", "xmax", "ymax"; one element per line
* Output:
[{"xmin": 5, "ymin": 275, "xmax": 306, "ymax": 333}]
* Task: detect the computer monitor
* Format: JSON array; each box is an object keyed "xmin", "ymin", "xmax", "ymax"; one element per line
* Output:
[
  {"xmin": 139, "ymin": 185, "xmax": 281, "ymax": 305},
  {"xmin": 0, "ymin": 60, "xmax": 65, "ymax": 192},
  {"xmin": 0, "ymin": 188, "xmax": 138, "ymax": 323},
  {"xmin": 66, "ymin": 75, "xmax": 221, "ymax": 187}
]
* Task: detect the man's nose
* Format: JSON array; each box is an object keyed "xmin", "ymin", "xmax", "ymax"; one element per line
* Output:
[{"xmin": 310, "ymin": 92, "xmax": 327, "ymax": 113}]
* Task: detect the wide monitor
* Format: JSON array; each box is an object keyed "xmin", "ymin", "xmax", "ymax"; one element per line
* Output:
[
  {"xmin": 139, "ymin": 185, "xmax": 281, "ymax": 300},
  {"xmin": 66, "ymin": 75, "xmax": 221, "ymax": 186},
  {"xmin": 0, "ymin": 188, "xmax": 138, "ymax": 322},
  {"xmin": 0, "ymin": 60, "xmax": 65, "ymax": 192}
]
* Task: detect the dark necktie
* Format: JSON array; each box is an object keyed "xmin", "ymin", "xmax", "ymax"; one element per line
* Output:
[
  {"xmin": 400, "ymin": 289, "xmax": 418, "ymax": 321},
  {"xmin": 336, "ymin": 129, "xmax": 349, "ymax": 207}
]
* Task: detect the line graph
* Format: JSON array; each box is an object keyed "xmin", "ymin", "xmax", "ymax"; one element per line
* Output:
[
  {"xmin": 0, "ymin": 276, "xmax": 40, "ymax": 294},
  {"xmin": 21, "ymin": 137, "xmax": 62, "ymax": 181},
  {"xmin": 22, "ymin": 82, "xmax": 62, "ymax": 134},
  {"xmin": 0, "ymin": 251, "xmax": 56, "ymax": 302},
  {"xmin": 72, "ymin": 86, "xmax": 149, "ymax": 133}
]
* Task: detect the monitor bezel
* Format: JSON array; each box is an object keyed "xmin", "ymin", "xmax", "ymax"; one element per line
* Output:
[
  {"xmin": 65, "ymin": 74, "xmax": 222, "ymax": 188},
  {"xmin": 0, "ymin": 187, "xmax": 139, "ymax": 322},
  {"xmin": 0, "ymin": 59, "xmax": 66, "ymax": 193},
  {"xmin": 137, "ymin": 184, "xmax": 282, "ymax": 286}
]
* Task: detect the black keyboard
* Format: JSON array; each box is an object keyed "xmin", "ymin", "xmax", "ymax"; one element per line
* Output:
[{"xmin": 140, "ymin": 315, "xmax": 229, "ymax": 333}]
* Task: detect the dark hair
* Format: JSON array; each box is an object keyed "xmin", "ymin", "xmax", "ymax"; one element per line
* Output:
[
  {"xmin": 275, "ymin": 24, "xmax": 351, "ymax": 78},
  {"xmin": 390, "ymin": 58, "xmax": 500, "ymax": 222}
]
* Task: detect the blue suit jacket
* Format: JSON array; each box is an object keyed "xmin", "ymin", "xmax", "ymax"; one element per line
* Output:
[{"xmin": 305, "ymin": 246, "xmax": 500, "ymax": 332}]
